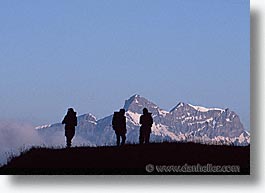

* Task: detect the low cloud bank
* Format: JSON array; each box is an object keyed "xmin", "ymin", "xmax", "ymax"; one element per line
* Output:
[{"xmin": 0, "ymin": 120, "xmax": 42, "ymax": 165}]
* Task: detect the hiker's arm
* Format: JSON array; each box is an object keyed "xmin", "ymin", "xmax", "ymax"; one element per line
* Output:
[
  {"xmin": 62, "ymin": 116, "xmax": 66, "ymax": 124},
  {"xmin": 74, "ymin": 117, "xmax": 77, "ymax": 126}
]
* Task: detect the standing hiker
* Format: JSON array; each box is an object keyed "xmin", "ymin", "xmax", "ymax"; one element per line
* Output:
[
  {"xmin": 112, "ymin": 109, "xmax": 126, "ymax": 146},
  {"xmin": 139, "ymin": 108, "xmax": 153, "ymax": 144},
  {"xmin": 62, "ymin": 108, "xmax": 77, "ymax": 148}
]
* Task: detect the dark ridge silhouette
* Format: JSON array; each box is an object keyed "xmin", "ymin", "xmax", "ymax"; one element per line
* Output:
[
  {"xmin": 0, "ymin": 142, "xmax": 249, "ymax": 175},
  {"xmin": 62, "ymin": 108, "xmax": 77, "ymax": 148}
]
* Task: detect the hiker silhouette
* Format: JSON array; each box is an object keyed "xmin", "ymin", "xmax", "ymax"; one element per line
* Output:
[
  {"xmin": 139, "ymin": 108, "xmax": 153, "ymax": 144},
  {"xmin": 62, "ymin": 108, "xmax": 77, "ymax": 148},
  {"xmin": 112, "ymin": 109, "xmax": 126, "ymax": 146}
]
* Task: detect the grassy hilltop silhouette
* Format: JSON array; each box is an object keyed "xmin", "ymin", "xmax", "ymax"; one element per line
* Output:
[{"xmin": 0, "ymin": 142, "xmax": 250, "ymax": 175}]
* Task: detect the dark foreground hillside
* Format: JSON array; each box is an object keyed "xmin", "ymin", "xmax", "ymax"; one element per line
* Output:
[{"xmin": 0, "ymin": 142, "xmax": 250, "ymax": 175}]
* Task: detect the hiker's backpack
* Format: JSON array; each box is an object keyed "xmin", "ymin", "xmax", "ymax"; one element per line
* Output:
[{"xmin": 112, "ymin": 112, "xmax": 119, "ymax": 129}]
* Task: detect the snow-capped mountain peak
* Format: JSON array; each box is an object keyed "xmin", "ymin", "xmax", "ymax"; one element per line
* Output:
[
  {"xmin": 123, "ymin": 94, "xmax": 159, "ymax": 114},
  {"xmin": 170, "ymin": 102, "xmax": 225, "ymax": 113},
  {"xmin": 170, "ymin": 102, "xmax": 190, "ymax": 112},
  {"xmin": 123, "ymin": 94, "xmax": 141, "ymax": 110},
  {"xmin": 187, "ymin": 103, "xmax": 225, "ymax": 113},
  {"xmin": 36, "ymin": 95, "xmax": 250, "ymax": 146}
]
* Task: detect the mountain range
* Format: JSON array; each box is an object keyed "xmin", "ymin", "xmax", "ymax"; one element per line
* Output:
[{"xmin": 36, "ymin": 95, "xmax": 250, "ymax": 147}]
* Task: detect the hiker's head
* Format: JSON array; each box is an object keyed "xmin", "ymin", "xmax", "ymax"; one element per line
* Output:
[
  {"xmin": 119, "ymin": 108, "xmax": 125, "ymax": 115},
  {"xmin": 143, "ymin": 108, "xmax": 148, "ymax": 115},
  {"xmin": 68, "ymin": 108, "xmax": 75, "ymax": 114}
]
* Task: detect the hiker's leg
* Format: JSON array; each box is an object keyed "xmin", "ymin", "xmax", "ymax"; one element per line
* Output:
[
  {"xmin": 66, "ymin": 136, "xmax": 71, "ymax": 147},
  {"xmin": 143, "ymin": 133, "xmax": 146, "ymax": 144},
  {"xmin": 139, "ymin": 128, "xmax": 144, "ymax": 144},
  {"xmin": 68, "ymin": 129, "xmax": 75, "ymax": 147},
  {"xmin": 145, "ymin": 133, "xmax": 150, "ymax": 144},
  {"xmin": 121, "ymin": 133, "xmax": 126, "ymax": 146},
  {"xmin": 116, "ymin": 134, "xmax": 120, "ymax": 146}
]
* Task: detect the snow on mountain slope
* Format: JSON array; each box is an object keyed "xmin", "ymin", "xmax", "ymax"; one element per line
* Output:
[{"xmin": 36, "ymin": 95, "xmax": 250, "ymax": 146}]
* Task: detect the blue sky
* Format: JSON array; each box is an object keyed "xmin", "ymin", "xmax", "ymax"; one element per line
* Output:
[{"xmin": 0, "ymin": 0, "xmax": 249, "ymax": 129}]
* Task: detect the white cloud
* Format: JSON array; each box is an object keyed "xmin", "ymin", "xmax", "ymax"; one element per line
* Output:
[{"xmin": 0, "ymin": 120, "xmax": 42, "ymax": 165}]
